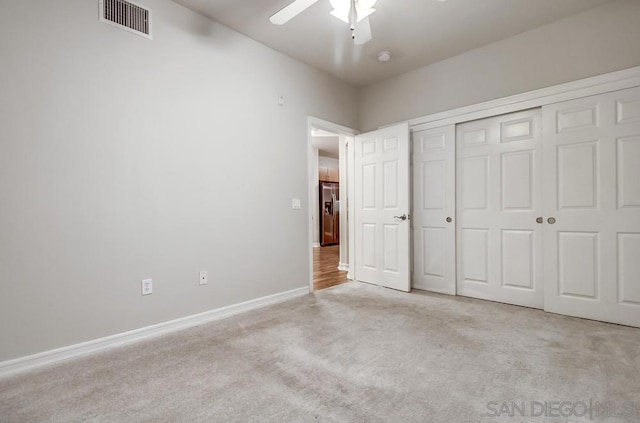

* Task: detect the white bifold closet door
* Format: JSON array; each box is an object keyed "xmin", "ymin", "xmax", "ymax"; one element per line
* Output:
[
  {"xmin": 542, "ymin": 87, "xmax": 640, "ymax": 327},
  {"xmin": 412, "ymin": 125, "xmax": 456, "ymax": 294},
  {"xmin": 456, "ymin": 109, "xmax": 544, "ymax": 309}
]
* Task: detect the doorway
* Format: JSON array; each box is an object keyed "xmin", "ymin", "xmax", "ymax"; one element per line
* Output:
[
  {"xmin": 307, "ymin": 117, "xmax": 357, "ymax": 292},
  {"xmin": 313, "ymin": 245, "xmax": 346, "ymax": 290}
]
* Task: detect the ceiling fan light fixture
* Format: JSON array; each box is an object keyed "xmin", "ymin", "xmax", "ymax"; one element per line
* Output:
[
  {"xmin": 270, "ymin": 0, "xmax": 375, "ymax": 45},
  {"xmin": 329, "ymin": 0, "xmax": 377, "ymax": 24},
  {"xmin": 329, "ymin": 0, "xmax": 377, "ymax": 10}
]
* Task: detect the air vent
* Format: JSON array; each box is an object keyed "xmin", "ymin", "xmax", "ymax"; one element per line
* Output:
[{"xmin": 99, "ymin": 0, "xmax": 152, "ymax": 39}]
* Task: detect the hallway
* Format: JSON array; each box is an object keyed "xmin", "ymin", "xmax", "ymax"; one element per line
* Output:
[{"xmin": 313, "ymin": 245, "xmax": 348, "ymax": 291}]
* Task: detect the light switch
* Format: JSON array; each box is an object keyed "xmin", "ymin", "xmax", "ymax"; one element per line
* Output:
[{"xmin": 292, "ymin": 198, "xmax": 301, "ymax": 210}]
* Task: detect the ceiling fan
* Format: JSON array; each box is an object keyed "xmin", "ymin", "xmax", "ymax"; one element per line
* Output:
[{"xmin": 270, "ymin": 0, "xmax": 377, "ymax": 45}]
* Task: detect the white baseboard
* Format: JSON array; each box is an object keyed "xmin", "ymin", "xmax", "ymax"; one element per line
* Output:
[
  {"xmin": 338, "ymin": 262, "xmax": 349, "ymax": 271},
  {"xmin": 0, "ymin": 286, "xmax": 309, "ymax": 379},
  {"xmin": 312, "ymin": 243, "xmax": 321, "ymax": 248}
]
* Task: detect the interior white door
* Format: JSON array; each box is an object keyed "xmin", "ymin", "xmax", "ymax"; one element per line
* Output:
[
  {"xmin": 412, "ymin": 125, "xmax": 456, "ymax": 294},
  {"xmin": 456, "ymin": 109, "xmax": 544, "ymax": 309},
  {"xmin": 542, "ymin": 87, "xmax": 640, "ymax": 327},
  {"xmin": 354, "ymin": 123, "xmax": 411, "ymax": 292}
]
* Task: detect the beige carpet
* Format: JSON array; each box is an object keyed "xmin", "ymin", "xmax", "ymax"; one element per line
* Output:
[{"xmin": 1, "ymin": 282, "xmax": 639, "ymax": 422}]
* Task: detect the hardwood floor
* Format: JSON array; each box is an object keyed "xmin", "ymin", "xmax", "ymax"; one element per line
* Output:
[{"xmin": 313, "ymin": 245, "xmax": 349, "ymax": 291}]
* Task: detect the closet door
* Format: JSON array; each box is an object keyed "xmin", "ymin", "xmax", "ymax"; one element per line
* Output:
[
  {"xmin": 456, "ymin": 109, "xmax": 544, "ymax": 309},
  {"xmin": 542, "ymin": 87, "xmax": 640, "ymax": 327},
  {"xmin": 412, "ymin": 125, "xmax": 456, "ymax": 294}
]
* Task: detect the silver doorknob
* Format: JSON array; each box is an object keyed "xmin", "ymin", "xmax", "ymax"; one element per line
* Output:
[
  {"xmin": 394, "ymin": 214, "xmax": 408, "ymax": 221},
  {"xmin": 446, "ymin": 217, "xmax": 452, "ymax": 223},
  {"xmin": 548, "ymin": 217, "xmax": 556, "ymax": 224},
  {"xmin": 536, "ymin": 217, "xmax": 543, "ymax": 224}
]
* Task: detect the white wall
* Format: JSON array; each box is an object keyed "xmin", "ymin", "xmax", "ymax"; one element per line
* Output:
[
  {"xmin": 318, "ymin": 156, "xmax": 339, "ymax": 169},
  {"xmin": 359, "ymin": 0, "xmax": 640, "ymax": 131},
  {"xmin": 0, "ymin": 0, "xmax": 357, "ymax": 362}
]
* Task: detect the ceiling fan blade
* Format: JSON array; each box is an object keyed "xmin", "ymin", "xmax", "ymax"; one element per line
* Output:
[
  {"xmin": 353, "ymin": 16, "xmax": 372, "ymax": 45},
  {"xmin": 269, "ymin": 0, "xmax": 320, "ymax": 25}
]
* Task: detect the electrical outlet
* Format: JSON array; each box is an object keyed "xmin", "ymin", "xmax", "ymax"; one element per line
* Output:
[
  {"xmin": 141, "ymin": 279, "xmax": 153, "ymax": 296},
  {"xmin": 292, "ymin": 198, "xmax": 301, "ymax": 210},
  {"xmin": 199, "ymin": 271, "xmax": 208, "ymax": 285}
]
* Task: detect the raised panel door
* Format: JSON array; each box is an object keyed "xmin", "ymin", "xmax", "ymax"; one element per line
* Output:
[
  {"xmin": 456, "ymin": 109, "xmax": 544, "ymax": 308},
  {"xmin": 542, "ymin": 86, "xmax": 640, "ymax": 327},
  {"xmin": 412, "ymin": 125, "xmax": 456, "ymax": 294},
  {"xmin": 354, "ymin": 123, "xmax": 410, "ymax": 292}
]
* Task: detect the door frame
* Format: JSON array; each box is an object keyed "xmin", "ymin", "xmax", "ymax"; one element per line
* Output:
[{"xmin": 307, "ymin": 117, "xmax": 358, "ymax": 293}]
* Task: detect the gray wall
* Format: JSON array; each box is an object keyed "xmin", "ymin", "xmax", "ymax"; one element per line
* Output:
[
  {"xmin": 359, "ymin": 0, "xmax": 640, "ymax": 131},
  {"xmin": 0, "ymin": 0, "xmax": 357, "ymax": 361}
]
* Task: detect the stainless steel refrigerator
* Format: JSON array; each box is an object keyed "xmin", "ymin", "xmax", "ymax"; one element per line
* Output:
[{"xmin": 320, "ymin": 181, "xmax": 340, "ymax": 246}]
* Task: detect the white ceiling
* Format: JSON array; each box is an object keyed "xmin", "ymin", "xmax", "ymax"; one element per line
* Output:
[
  {"xmin": 311, "ymin": 129, "xmax": 340, "ymax": 158},
  {"xmin": 174, "ymin": 0, "xmax": 611, "ymax": 86}
]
